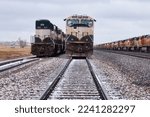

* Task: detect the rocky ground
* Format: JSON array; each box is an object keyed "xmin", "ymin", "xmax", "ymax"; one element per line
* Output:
[
  {"xmin": 91, "ymin": 50, "xmax": 150, "ymax": 99},
  {"xmin": 0, "ymin": 56, "xmax": 68, "ymax": 99},
  {"xmin": 0, "ymin": 50, "xmax": 149, "ymax": 100}
]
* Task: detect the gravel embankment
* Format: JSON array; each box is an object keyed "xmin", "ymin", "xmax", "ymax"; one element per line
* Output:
[
  {"xmin": 0, "ymin": 57, "xmax": 68, "ymax": 100},
  {"xmin": 90, "ymin": 50, "xmax": 150, "ymax": 99}
]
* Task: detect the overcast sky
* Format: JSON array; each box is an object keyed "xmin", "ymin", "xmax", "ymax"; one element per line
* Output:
[{"xmin": 0, "ymin": 0, "xmax": 150, "ymax": 44}]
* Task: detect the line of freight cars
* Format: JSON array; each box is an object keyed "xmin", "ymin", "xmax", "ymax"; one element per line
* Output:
[
  {"xmin": 31, "ymin": 19, "xmax": 65, "ymax": 57},
  {"xmin": 97, "ymin": 35, "xmax": 150, "ymax": 52}
]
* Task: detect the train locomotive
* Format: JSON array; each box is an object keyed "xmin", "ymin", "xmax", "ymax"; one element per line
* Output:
[
  {"xmin": 31, "ymin": 19, "xmax": 65, "ymax": 57},
  {"xmin": 97, "ymin": 35, "xmax": 150, "ymax": 52},
  {"xmin": 64, "ymin": 15, "xmax": 96, "ymax": 57}
]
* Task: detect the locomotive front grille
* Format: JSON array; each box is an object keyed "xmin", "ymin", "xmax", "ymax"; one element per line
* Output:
[
  {"xmin": 66, "ymin": 43, "xmax": 93, "ymax": 53},
  {"xmin": 31, "ymin": 43, "xmax": 55, "ymax": 56}
]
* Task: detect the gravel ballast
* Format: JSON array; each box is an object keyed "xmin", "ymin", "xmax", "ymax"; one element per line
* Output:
[
  {"xmin": 91, "ymin": 50, "xmax": 150, "ymax": 99},
  {"xmin": 0, "ymin": 57, "xmax": 68, "ymax": 99},
  {"xmin": 0, "ymin": 50, "xmax": 149, "ymax": 100}
]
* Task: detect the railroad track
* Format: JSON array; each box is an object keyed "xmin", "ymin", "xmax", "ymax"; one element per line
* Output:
[
  {"xmin": 99, "ymin": 50, "xmax": 150, "ymax": 59},
  {"xmin": 40, "ymin": 58, "xmax": 109, "ymax": 100},
  {"xmin": 0, "ymin": 56, "xmax": 39, "ymax": 72}
]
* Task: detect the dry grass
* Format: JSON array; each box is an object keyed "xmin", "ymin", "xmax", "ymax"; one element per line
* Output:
[{"xmin": 0, "ymin": 45, "xmax": 31, "ymax": 61}]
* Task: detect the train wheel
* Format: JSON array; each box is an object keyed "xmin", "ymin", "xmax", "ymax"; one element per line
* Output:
[
  {"xmin": 128, "ymin": 47, "xmax": 131, "ymax": 51},
  {"xmin": 139, "ymin": 47, "xmax": 142, "ymax": 52},
  {"xmin": 147, "ymin": 46, "xmax": 150, "ymax": 53},
  {"xmin": 134, "ymin": 47, "xmax": 137, "ymax": 51}
]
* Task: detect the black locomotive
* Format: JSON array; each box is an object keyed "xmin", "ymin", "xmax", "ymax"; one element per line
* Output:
[{"xmin": 31, "ymin": 19, "xmax": 65, "ymax": 57}]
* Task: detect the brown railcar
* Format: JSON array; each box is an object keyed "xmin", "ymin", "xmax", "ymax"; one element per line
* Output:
[{"xmin": 97, "ymin": 34, "xmax": 150, "ymax": 52}]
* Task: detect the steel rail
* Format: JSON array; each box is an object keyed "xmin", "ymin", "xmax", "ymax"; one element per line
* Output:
[
  {"xmin": 99, "ymin": 50, "xmax": 150, "ymax": 59},
  {"xmin": 0, "ymin": 56, "xmax": 36, "ymax": 66},
  {"xmin": 86, "ymin": 58, "xmax": 110, "ymax": 100},
  {"xmin": 0, "ymin": 57, "xmax": 39, "ymax": 72},
  {"xmin": 40, "ymin": 58, "xmax": 110, "ymax": 100},
  {"xmin": 39, "ymin": 58, "xmax": 72, "ymax": 100}
]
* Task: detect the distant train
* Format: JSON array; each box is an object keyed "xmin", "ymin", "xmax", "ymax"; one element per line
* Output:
[
  {"xmin": 97, "ymin": 35, "xmax": 150, "ymax": 52},
  {"xmin": 64, "ymin": 15, "xmax": 96, "ymax": 57},
  {"xmin": 31, "ymin": 19, "xmax": 65, "ymax": 57}
]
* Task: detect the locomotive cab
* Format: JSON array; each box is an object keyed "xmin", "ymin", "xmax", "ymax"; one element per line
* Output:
[
  {"xmin": 31, "ymin": 20, "xmax": 55, "ymax": 57},
  {"xmin": 64, "ymin": 15, "xmax": 96, "ymax": 57}
]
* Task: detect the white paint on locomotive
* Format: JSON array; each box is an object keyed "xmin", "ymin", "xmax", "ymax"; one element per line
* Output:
[
  {"xmin": 64, "ymin": 15, "xmax": 95, "ymax": 40},
  {"xmin": 31, "ymin": 19, "xmax": 66, "ymax": 56},
  {"xmin": 35, "ymin": 29, "xmax": 51, "ymax": 40},
  {"xmin": 64, "ymin": 15, "xmax": 96, "ymax": 57},
  {"xmin": 35, "ymin": 20, "xmax": 54, "ymax": 41}
]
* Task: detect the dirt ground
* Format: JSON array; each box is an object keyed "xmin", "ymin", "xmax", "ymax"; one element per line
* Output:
[{"xmin": 0, "ymin": 45, "xmax": 31, "ymax": 61}]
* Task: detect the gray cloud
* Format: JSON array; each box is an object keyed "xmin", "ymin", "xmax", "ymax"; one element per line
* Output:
[{"xmin": 0, "ymin": 0, "xmax": 150, "ymax": 44}]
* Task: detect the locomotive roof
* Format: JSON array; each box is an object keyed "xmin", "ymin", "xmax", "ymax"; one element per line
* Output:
[
  {"xmin": 64, "ymin": 15, "xmax": 96, "ymax": 21},
  {"xmin": 36, "ymin": 19, "xmax": 50, "ymax": 22}
]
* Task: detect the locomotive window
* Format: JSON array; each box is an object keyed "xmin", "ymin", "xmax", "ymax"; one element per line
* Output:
[
  {"xmin": 88, "ymin": 20, "xmax": 93, "ymax": 27},
  {"xmin": 81, "ymin": 19, "xmax": 93, "ymax": 27},
  {"xmin": 67, "ymin": 19, "xmax": 79, "ymax": 26},
  {"xmin": 67, "ymin": 20, "xmax": 72, "ymax": 26},
  {"xmin": 36, "ymin": 20, "xmax": 53, "ymax": 30}
]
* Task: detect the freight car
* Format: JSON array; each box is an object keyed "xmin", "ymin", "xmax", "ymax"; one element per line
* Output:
[
  {"xmin": 97, "ymin": 35, "xmax": 150, "ymax": 52},
  {"xmin": 64, "ymin": 15, "xmax": 96, "ymax": 57},
  {"xmin": 31, "ymin": 19, "xmax": 65, "ymax": 57}
]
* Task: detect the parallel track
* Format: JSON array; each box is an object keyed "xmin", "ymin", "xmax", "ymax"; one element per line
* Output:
[
  {"xmin": 99, "ymin": 50, "xmax": 150, "ymax": 59},
  {"xmin": 40, "ymin": 58, "xmax": 109, "ymax": 100},
  {"xmin": 0, "ymin": 56, "xmax": 36, "ymax": 66},
  {"xmin": 0, "ymin": 56, "xmax": 39, "ymax": 72}
]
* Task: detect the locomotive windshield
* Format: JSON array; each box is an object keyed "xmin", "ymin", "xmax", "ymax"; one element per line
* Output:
[
  {"xmin": 81, "ymin": 19, "xmax": 93, "ymax": 27},
  {"xmin": 36, "ymin": 20, "xmax": 54, "ymax": 30},
  {"xmin": 67, "ymin": 19, "xmax": 79, "ymax": 27},
  {"xmin": 67, "ymin": 19, "xmax": 93, "ymax": 27}
]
